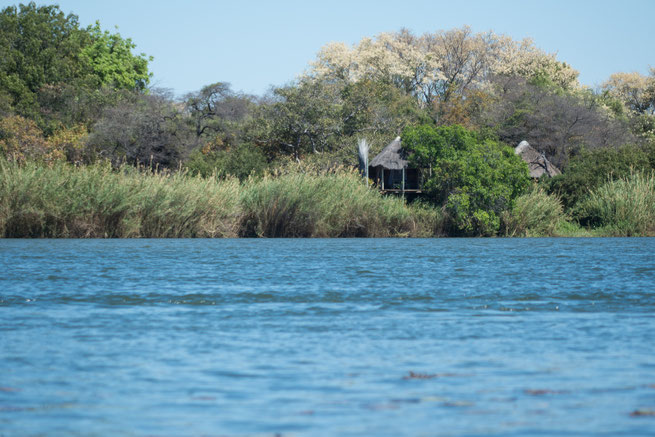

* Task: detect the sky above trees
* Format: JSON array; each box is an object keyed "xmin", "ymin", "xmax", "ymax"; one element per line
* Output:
[{"xmin": 2, "ymin": 0, "xmax": 653, "ymax": 97}]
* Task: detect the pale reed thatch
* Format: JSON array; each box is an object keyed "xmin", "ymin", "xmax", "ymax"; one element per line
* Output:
[
  {"xmin": 369, "ymin": 137, "xmax": 408, "ymax": 170},
  {"xmin": 515, "ymin": 141, "xmax": 561, "ymax": 178}
]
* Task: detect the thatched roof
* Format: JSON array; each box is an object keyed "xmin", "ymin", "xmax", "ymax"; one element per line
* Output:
[
  {"xmin": 515, "ymin": 141, "xmax": 561, "ymax": 178},
  {"xmin": 369, "ymin": 137, "xmax": 408, "ymax": 170}
]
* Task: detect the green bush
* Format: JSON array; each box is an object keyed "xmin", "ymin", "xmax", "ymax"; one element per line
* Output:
[
  {"xmin": 574, "ymin": 172, "xmax": 655, "ymax": 236},
  {"xmin": 501, "ymin": 187, "xmax": 566, "ymax": 237},
  {"xmin": 402, "ymin": 124, "xmax": 530, "ymax": 236},
  {"xmin": 546, "ymin": 144, "xmax": 654, "ymax": 211},
  {"xmin": 186, "ymin": 142, "xmax": 268, "ymax": 180}
]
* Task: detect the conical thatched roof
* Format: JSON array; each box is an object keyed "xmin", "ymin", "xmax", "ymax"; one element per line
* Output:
[
  {"xmin": 515, "ymin": 141, "xmax": 561, "ymax": 178},
  {"xmin": 369, "ymin": 137, "xmax": 408, "ymax": 170}
]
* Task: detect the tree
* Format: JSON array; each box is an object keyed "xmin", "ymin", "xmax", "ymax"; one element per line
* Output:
[
  {"xmin": 601, "ymin": 71, "xmax": 655, "ymax": 115},
  {"xmin": 477, "ymin": 75, "xmax": 633, "ymax": 168},
  {"xmin": 545, "ymin": 144, "xmax": 655, "ymax": 212},
  {"xmin": 402, "ymin": 124, "xmax": 530, "ymax": 235},
  {"xmin": 0, "ymin": 114, "xmax": 78, "ymax": 163},
  {"xmin": 184, "ymin": 82, "xmax": 255, "ymax": 149},
  {"xmin": 0, "ymin": 115, "xmax": 48, "ymax": 162},
  {"xmin": 0, "ymin": 3, "xmax": 151, "ymax": 125},
  {"xmin": 307, "ymin": 27, "xmax": 579, "ymax": 111},
  {"xmin": 255, "ymin": 79, "xmax": 343, "ymax": 160},
  {"xmin": 185, "ymin": 142, "xmax": 268, "ymax": 180},
  {"xmin": 87, "ymin": 90, "xmax": 189, "ymax": 168},
  {"xmin": 80, "ymin": 22, "xmax": 151, "ymax": 91}
]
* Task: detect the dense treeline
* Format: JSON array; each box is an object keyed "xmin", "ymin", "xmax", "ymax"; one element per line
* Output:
[{"xmin": 1, "ymin": 3, "xmax": 655, "ymax": 237}]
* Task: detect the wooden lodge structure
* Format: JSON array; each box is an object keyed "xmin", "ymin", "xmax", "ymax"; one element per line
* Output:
[
  {"xmin": 366, "ymin": 137, "xmax": 561, "ymax": 197},
  {"xmin": 368, "ymin": 137, "xmax": 422, "ymax": 196}
]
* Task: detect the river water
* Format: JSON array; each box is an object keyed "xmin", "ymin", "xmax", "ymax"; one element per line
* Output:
[{"xmin": 1, "ymin": 238, "xmax": 655, "ymax": 436}]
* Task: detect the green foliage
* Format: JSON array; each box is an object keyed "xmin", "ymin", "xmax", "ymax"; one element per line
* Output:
[
  {"xmin": 0, "ymin": 3, "xmax": 86, "ymax": 119},
  {"xmin": 0, "ymin": 2, "xmax": 151, "ymax": 126},
  {"xmin": 253, "ymin": 77, "xmax": 430, "ymax": 163},
  {"xmin": 402, "ymin": 124, "xmax": 530, "ymax": 236},
  {"xmin": 80, "ymin": 22, "xmax": 151, "ymax": 91},
  {"xmin": 186, "ymin": 142, "xmax": 268, "ymax": 180},
  {"xmin": 258, "ymin": 79, "xmax": 343, "ymax": 159},
  {"xmin": 574, "ymin": 172, "xmax": 655, "ymax": 236},
  {"xmin": 501, "ymin": 186, "xmax": 566, "ymax": 237},
  {"xmin": 545, "ymin": 144, "xmax": 655, "ymax": 211},
  {"xmin": 630, "ymin": 114, "xmax": 655, "ymax": 142}
]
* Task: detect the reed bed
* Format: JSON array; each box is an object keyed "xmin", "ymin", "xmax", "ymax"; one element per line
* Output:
[
  {"xmin": 0, "ymin": 160, "xmax": 242, "ymax": 237},
  {"xmin": 239, "ymin": 169, "xmax": 439, "ymax": 237},
  {"xmin": 575, "ymin": 172, "xmax": 655, "ymax": 237},
  {"xmin": 0, "ymin": 160, "xmax": 443, "ymax": 238},
  {"xmin": 501, "ymin": 187, "xmax": 566, "ymax": 237}
]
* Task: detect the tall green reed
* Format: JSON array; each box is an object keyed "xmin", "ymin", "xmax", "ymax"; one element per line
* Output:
[
  {"xmin": 501, "ymin": 186, "xmax": 566, "ymax": 237},
  {"xmin": 1, "ymin": 160, "xmax": 443, "ymax": 238},
  {"xmin": 575, "ymin": 172, "xmax": 655, "ymax": 236}
]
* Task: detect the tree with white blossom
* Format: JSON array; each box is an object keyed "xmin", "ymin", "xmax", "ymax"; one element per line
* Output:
[{"xmin": 306, "ymin": 26, "xmax": 579, "ymax": 108}]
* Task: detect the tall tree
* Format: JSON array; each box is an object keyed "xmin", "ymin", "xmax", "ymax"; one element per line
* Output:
[
  {"xmin": 87, "ymin": 90, "xmax": 188, "ymax": 168},
  {"xmin": 0, "ymin": 2, "xmax": 151, "ymax": 125},
  {"xmin": 601, "ymin": 71, "xmax": 655, "ymax": 115},
  {"xmin": 307, "ymin": 27, "xmax": 579, "ymax": 110},
  {"xmin": 184, "ymin": 82, "xmax": 254, "ymax": 149}
]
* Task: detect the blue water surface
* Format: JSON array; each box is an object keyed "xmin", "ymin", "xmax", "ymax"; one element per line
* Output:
[{"xmin": 1, "ymin": 238, "xmax": 655, "ymax": 436}]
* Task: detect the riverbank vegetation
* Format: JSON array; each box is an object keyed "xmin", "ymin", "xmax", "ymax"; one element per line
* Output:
[
  {"xmin": 1, "ymin": 3, "xmax": 655, "ymax": 237},
  {"xmin": 0, "ymin": 159, "xmax": 444, "ymax": 238}
]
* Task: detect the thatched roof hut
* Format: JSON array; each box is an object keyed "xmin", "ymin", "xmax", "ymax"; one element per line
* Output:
[
  {"xmin": 369, "ymin": 137, "xmax": 408, "ymax": 170},
  {"xmin": 515, "ymin": 141, "xmax": 561, "ymax": 178},
  {"xmin": 368, "ymin": 137, "xmax": 420, "ymax": 193}
]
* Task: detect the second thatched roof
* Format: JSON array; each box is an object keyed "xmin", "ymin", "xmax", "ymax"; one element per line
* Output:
[
  {"xmin": 515, "ymin": 141, "xmax": 561, "ymax": 178},
  {"xmin": 369, "ymin": 137, "xmax": 408, "ymax": 170}
]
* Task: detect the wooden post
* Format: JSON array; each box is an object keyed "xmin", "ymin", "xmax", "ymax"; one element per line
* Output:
[
  {"xmin": 381, "ymin": 169, "xmax": 384, "ymax": 190},
  {"xmin": 402, "ymin": 167, "xmax": 405, "ymax": 198}
]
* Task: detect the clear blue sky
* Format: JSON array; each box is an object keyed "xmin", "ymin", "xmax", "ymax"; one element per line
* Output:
[{"xmin": 4, "ymin": 0, "xmax": 654, "ymax": 97}]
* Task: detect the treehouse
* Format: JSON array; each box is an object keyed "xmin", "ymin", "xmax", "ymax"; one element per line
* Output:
[{"xmin": 368, "ymin": 137, "xmax": 422, "ymax": 195}]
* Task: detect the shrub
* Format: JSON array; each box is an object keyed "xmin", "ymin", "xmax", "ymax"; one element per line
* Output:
[
  {"xmin": 545, "ymin": 144, "xmax": 654, "ymax": 211},
  {"xmin": 402, "ymin": 124, "xmax": 530, "ymax": 236},
  {"xmin": 186, "ymin": 142, "xmax": 268, "ymax": 180},
  {"xmin": 574, "ymin": 172, "xmax": 655, "ymax": 236},
  {"xmin": 501, "ymin": 186, "xmax": 566, "ymax": 237}
]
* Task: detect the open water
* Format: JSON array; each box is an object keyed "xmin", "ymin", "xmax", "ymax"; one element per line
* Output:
[{"xmin": 1, "ymin": 238, "xmax": 655, "ymax": 436}]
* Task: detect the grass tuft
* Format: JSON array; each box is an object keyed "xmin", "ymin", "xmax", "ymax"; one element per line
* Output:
[
  {"xmin": 575, "ymin": 172, "xmax": 655, "ymax": 237},
  {"xmin": 501, "ymin": 186, "xmax": 566, "ymax": 237}
]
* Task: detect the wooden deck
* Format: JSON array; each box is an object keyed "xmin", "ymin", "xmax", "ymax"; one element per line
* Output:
[{"xmin": 380, "ymin": 188, "xmax": 422, "ymax": 194}]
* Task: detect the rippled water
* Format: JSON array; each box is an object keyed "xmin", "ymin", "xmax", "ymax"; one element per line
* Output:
[{"xmin": 1, "ymin": 238, "xmax": 655, "ymax": 436}]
